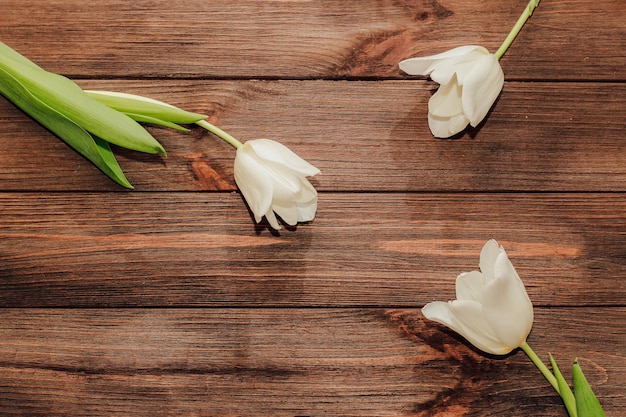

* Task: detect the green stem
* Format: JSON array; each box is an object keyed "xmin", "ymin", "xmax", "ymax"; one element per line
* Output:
[
  {"xmin": 520, "ymin": 341, "xmax": 560, "ymax": 393},
  {"xmin": 196, "ymin": 119, "xmax": 243, "ymax": 149},
  {"xmin": 494, "ymin": 0, "xmax": 541, "ymax": 60}
]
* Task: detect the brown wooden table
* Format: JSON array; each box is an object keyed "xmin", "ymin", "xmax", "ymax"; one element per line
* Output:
[{"xmin": 1, "ymin": 1, "xmax": 624, "ymax": 415}]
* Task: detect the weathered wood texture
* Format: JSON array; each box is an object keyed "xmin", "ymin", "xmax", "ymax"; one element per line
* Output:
[
  {"xmin": 1, "ymin": 0, "xmax": 624, "ymax": 80},
  {"xmin": 1, "ymin": 192, "xmax": 625, "ymax": 307},
  {"xmin": 0, "ymin": 308, "xmax": 624, "ymax": 416},
  {"xmin": 1, "ymin": 0, "xmax": 624, "ymax": 416},
  {"xmin": 1, "ymin": 80, "xmax": 624, "ymax": 192}
]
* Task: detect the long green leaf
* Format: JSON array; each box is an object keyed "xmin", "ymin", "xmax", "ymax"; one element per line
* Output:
[
  {"xmin": 0, "ymin": 64, "xmax": 133, "ymax": 188},
  {"xmin": 0, "ymin": 41, "xmax": 165, "ymax": 155},
  {"xmin": 85, "ymin": 90, "xmax": 207, "ymax": 124},
  {"xmin": 573, "ymin": 360, "xmax": 606, "ymax": 417},
  {"xmin": 123, "ymin": 112, "xmax": 190, "ymax": 132},
  {"xmin": 0, "ymin": 41, "xmax": 41, "ymax": 69},
  {"xmin": 549, "ymin": 354, "xmax": 577, "ymax": 417}
]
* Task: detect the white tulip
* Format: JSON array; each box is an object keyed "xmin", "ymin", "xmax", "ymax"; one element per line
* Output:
[
  {"xmin": 234, "ymin": 139, "xmax": 320, "ymax": 230},
  {"xmin": 422, "ymin": 239, "xmax": 533, "ymax": 355},
  {"xmin": 399, "ymin": 45, "xmax": 504, "ymax": 138}
]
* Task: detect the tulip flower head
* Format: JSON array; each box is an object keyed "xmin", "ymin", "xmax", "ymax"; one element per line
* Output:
[
  {"xmin": 85, "ymin": 91, "xmax": 321, "ymax": 230},
  {"xmin": 422, "ymin": 239, "xmax": 534, "ymax": 355},
  {"xmin": 399, "ymin": 45, "xmax": 504, "ymax": 138},
  {"xmin": 399, "ymin": 0, "xmax": 541, "ymax": 138},
  {"xmin": 234, "ymin": 139, "xmax": 320, "ymax": 230}
]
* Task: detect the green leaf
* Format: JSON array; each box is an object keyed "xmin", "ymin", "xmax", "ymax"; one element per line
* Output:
[
  {"xmin": 549, "ymin": 354, "xmax": 577, "ymax": 417},
  {"xmin": 573, "ymin": 359, "xmax": 606, "ymax": 417},
  {"xmin": 85, "ymin": 90, "xmax": 207, "ymax": 125},
  {"xmin": 0, "ymin": 63, "xmax": 133, "ymax": 188},
  {"xmin": 0, "ymin": 41, "xmax": 166, "ymax": 155},
  {"xmin": 0, "ymin": 41, "xmax": 41, "ymax": 69},
  {"xmin": 123, "ymin": 112, "xmax": 190, "ymax": 132}
]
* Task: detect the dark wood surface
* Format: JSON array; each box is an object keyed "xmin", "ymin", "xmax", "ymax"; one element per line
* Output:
[{"xmin": 1, "ymin": 1, "xmax": 624, "ymax": 415}]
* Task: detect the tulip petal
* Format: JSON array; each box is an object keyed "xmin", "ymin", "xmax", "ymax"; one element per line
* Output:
[
  {"xmin": 461, "ymin": 54, "xmax": 504, "ymax": 126},
  {"xmin": 234, "ymin": 148, "xmax": 274, "ymax": 223},
  {"xmin": 482, "ymin": 251, "xmax": 533, "ymax": 349},
  {"xmin": 478, "ymin": 239, "xmax": 501, "ymax": 284},
  {"xmin": 296, "ymin": 198, "xmax": 318, "ymax": 222},
  {"xmin": 271, "ymin": 202, "xmax": 299, "ymax": 226},
  {"xmin": 263, "ymin": 210, "xmax": 282, "ymax": 230},
  {"xmin": 455, "ymin": 271, "xmax": 484, "ymax": 303},
  {"xmin": 248, "ymin": 139, "xmax": 320, "ymax": 177},
  {"xmin": 424, "ymin": 300, "xmax": 510, "ymax": 355},
  {"xmin": 448, "ymin": 300, "xmax": 514, "ymax": 355},
  {"xmin": 399, "ymin": 45, "xmax": 485, "ymax": 79},
  {"xmin": 298, "ymin": 178, "xmax": 318, "ymax": 202},
  {"xmin": 425, "ymin": 76, "xmax": 471, "ymax": 137},
  {"xmin": 428, "ymin": 112, "xmax": 469, "ymax": 138},
  {"xmin": 429, "ymin": 78, "xmax": 463, "ymax": 118},
  {"xmin": 269, "ymin": 163, "xmax": 307, "ymax": 195},
  {"xmin": 429, "ymin": 49, "xmax": 489, "ymax": 86}
]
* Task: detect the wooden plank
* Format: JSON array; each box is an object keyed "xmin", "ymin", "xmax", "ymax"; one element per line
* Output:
[
  {"xmin": 0, "ymin": 307, "xmax": 623, "ymax": 416},
  {"xmin": 1, "ymin": 192, "xmax": 624, "ymax": 307},
  {"xmin": 1, "ymin": 1, "xmax": 623, "ymax": 80},
  {"xmin": 0, "ymin": 80, "xmax": 624, "ymax": 192}
]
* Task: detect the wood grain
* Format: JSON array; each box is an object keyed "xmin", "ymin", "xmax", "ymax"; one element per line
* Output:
[
  {"xmin": 1, "ymin": 80, "xmax": 624, "ymax": 192},
  {"xmin": 0, "ymin": 0, "xmax": 623, "ymax": 80},
  {"xmin": 0, "ymin": 308, "xmax": 623, "ymax": 416},
  {"xmin": 0, "ymin": 192, "xmax": 624, "ymax": 308}
]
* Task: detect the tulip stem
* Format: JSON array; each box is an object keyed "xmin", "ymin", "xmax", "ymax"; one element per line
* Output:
[
  {"xmin": 196, "ymin": 119, "xmax": 243, "ymax": 149},
  {"xmin": 520, "ymin": 342, "xmax": 559, "ymax": 393},
  {"xmin": 494, "ymin": 0, "xmax": 541, "ymax": 60}
]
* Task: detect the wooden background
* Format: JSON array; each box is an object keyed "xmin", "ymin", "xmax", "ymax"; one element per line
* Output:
[{"xmin": 0, "ymin": 0, "xmax": 624, "ymax": 415}]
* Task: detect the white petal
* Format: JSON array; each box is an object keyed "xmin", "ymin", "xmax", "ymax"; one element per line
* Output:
[
  {"xmin": 428, "ymin": 112, "xmax": 469, "ymax": 138},
  {"xmin": 428, "ymin": 78, "xmax": 463, "ymax": 118},
  {"xmin": 296, "ymin": 197, "xmax": 318, "ymax": 222},
  {"xmin": 462, "ymin": 54, "xmax": 504, "ymax": 126},
  {"xmin": 233, "ymin": 147, "xmax": 273, "ymax": 222},
  {"xmin": 247, "ymin": 139, "xmax": 320, "ymax": 177},
  {"xmin": 271, "ymin": 202, "xmax": 299, "ymax": 226},
  {"xmin": 447, "ymin": 300, "xmax": 514, "ymax": 355},
  {"xmin": 264, "ymin": 210, "xmax": 282, "ymax": 230},
  {"xmin": 294, "ymin": 179, "xmax": 318, "ymax": 222},
  {"xmin": 482, "ymin": 252, "xmax": 534, "ymax": 349},
  {"xmin": 478, "ymin": 239, "xmax": 500, "ymax": 285},
  {"xmin": 424, "ymin": 300, "xmax": 511, "ymax": 355},
  {"xmin": 264, "ymin": 164, "xmax": 304, "ymax": 201},
  {"xmin": 422, "ymin": 301, "xmax": 456, "ymax": 328},
  {"xmin": 296, "ymin": 178, "xmax": 318, "ymax": 204},
  {"xmin": 455, "ymin": 271, "xmax": 484, "ymax": 302},
  {"xmin": 429, "ymin": 49, "xmax": 488, "ymax": 85},
  {"xmin": 399, "ymin": 45, "xmax": 485, "ymax": 79}
]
